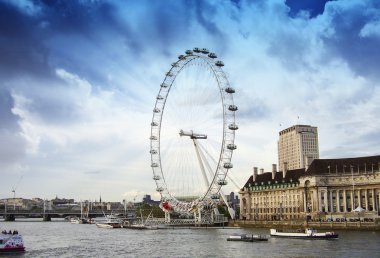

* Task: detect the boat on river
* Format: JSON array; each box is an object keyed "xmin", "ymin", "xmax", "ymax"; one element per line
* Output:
[
  {"xmin": 123, "ymin": 223, "xmax": 158, "ymax": 230},
  {"xmin": 95, "ymin": 215, "xmax": 123, "ymax": 229},
  {"xmin": 227, "ymin": 234, "xmax": 269, "ymax": 242},
  {"xmin": 0, "ymin": 231, "xmax": 25, "ymax": 254},
  {"xmin": 270, "ymin": 228, "xmax": 338, "ymax": 239},
  {"xmin": 71, "ymin": 216, "xmax": 92, "ymax": 224},
  {"xmin": 123, "ymin": 209, "xmax": 158, "ymax": 230}
]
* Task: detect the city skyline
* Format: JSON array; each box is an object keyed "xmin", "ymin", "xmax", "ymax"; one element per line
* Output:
[{"xmin": 1, "ymin": 0, "xmax": 380, "ymax": 201}]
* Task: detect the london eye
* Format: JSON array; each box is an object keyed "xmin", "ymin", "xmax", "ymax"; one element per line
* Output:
[{"xmin": 150, "ymin": 48, "xmax": 238, "ymax": 222}]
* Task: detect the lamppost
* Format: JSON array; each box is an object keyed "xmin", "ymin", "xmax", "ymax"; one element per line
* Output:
[
  {"xmin": 12, "ymin": 189, "xmax": 16, "ymax": 210},
  {"xmin": 123, "ymin": 199, "xmax": 127, "ymax": 218}
]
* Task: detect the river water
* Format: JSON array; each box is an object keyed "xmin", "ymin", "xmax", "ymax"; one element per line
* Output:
[{"xmin": 1, "ymin": 219, "xmax": 379, "ymax": 257}]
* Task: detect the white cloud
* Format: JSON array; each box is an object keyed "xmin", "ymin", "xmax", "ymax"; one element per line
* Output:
[
  {"xmin": 1, "ymin": 0, "xmax": 380, "ymax": 201},
  {"xmin": 360, "ymin": 20, "xmax": 380, "ymax": 38},
  {"xmin": 3, "ymin": 0, "xmax": 41, "ymax": 16}
]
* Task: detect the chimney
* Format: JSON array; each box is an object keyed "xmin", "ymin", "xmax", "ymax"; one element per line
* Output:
[
  {"xmin": 260, "ymin": 168, "xmax": 264, "ymax": 174},
  {"xmin": 272, "ymin": 164, "xmax": 277, "ymax": 180},
  {"xmin": 253, "ymin": 167, "xmax": 258, "ymax": 182},
  {"xmin": 305, "ymin": 155, "xmax": 314, "ymax": 170},
  {"xmin": 283, "ymin": 162, "xmax": 288, "ymax": 178}
]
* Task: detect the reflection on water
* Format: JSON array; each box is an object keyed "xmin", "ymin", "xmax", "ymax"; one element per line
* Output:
[{"xmin": 0, "ymin": 220, "xmax": 379, "ymax": 258}]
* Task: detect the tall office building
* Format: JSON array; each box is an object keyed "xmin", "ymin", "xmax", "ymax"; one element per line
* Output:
[{"xmin": 278, "ymin": 125, "xmax": 319, "ymax": 171}]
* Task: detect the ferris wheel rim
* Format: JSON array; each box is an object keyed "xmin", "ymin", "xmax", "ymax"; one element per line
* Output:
[{"xmin": 150, "ymin": 48, "xmax": 238, "ymax": 214}]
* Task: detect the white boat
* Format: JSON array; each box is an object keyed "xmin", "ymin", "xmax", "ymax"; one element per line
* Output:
[
  {"xmin": 70, "ymin": 217, "xmax": 81, "ymax": 224},
  {"xmin": 123, "ymin": 222, "xmax": 158, "ymax": 230},
  {"xmin": 95, "ymin": 214, "xmax": 123, "ymax": 229},
  {"xmin": 0, "ymin": 231, "xmax": 25, "ymax": 254},
  {"xmin": 71, "ymin": 217, "xmax": 92, "ymax": 224},
  {"xmin": 270, "ymin": 228, "xmax": 338, "ymax": 239},
  {"xmin": 227, "ymin": 234, "xmax": 269, "ymax": 242}
]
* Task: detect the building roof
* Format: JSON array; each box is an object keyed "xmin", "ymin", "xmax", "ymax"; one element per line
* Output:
[
  {"xmin": 243, "ymin": 168, "xmax": 305, "ymax": 189},
  {"xmin": 279, "ymin": 124, "xmax": 316, "ymax": 135},
  {"xmin": 306, "ymin": 155, "xmax": 380, "ymax": 176},
  {"xmin": 242, "ymin": 155, "xmax": 380, "ymax": 190}
]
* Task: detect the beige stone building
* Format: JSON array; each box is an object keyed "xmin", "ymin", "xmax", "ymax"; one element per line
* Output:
[
  {"xmin": 278, "ymin": 125, "xmax": 319, "ymax": 171},
  {"xmin": 240, "ymin": 156, "xmax": 380, "ymax": 221}
]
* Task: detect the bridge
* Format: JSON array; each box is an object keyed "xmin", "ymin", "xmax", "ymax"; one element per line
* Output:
[
  {"xmin": 0, "ymin": 209, "xmax": 229, "ymax": 226},
  {"xmin": 0, "ymin": 209, "xmax": 136, "ymax": 221}
]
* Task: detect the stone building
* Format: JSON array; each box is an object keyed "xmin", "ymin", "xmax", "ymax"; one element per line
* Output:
[
  {"xmin": 278, "ymin": 125, "xmax": 319, "ymax": 171},
  {"xmin": 240, "ymin": 156, "xmax": 380, "ymax": 221}
]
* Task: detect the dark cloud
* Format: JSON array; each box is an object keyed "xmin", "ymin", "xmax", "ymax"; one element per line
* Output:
[
  {"xmin": 0, "ymin": 0, "xmax": 231, "ymax": 128},
  {"xmin": 0, "ymin": 88, "xmax": 27, "ymax": 166},
  {"xmin": 0, "ymin": 130, "xmax": 28, "ymax": 166},
  {"xmin": 265, "ymin": 1, "xmax": 380, "ymax": 82},
  {"xmin": 236, "ymin": 97, "xmax": 269, "ymax": 122},
  {"xmin": 0, "ymin": 2, "xmax": 53, "ymax": 79},
  {"xmin": 266, "ymin": 30, "xmax": 312, "ymax": 71},
  {"xmin": 83, "ymin": 170, "xmax": 102, "ymax": 175},
  {"xmin": 0, "ymin": 87, "xmax": 20, "ymax": 130},
  {"xmin": 0, "ymin": 0, "xmax": 227, "ymax": 86},
  {"xmin": 194, "ymin": 1, "xmax": 224, "ymax": 37},
  {"xmin": 26, "ymin": 85, "xmax": 85, "ymax": 125},
  {"xmin": 286, "ymin": 0, "xmax": 331, "ymax": 18},
  {"xmin": 322, "ymin": 1, "xmax": 380, "ymax": 81}
]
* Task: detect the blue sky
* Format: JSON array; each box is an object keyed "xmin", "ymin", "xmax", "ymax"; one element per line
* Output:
[{"xmin": 0, "ymin": 0, "xmax": 379, "ymax": 202}]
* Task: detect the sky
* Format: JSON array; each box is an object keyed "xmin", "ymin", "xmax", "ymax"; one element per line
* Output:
[{"xmin": 0, "ymin": 0, "xmax": 379, "ymax": 202}]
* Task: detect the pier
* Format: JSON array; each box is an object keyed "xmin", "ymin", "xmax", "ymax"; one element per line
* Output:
[{"xmin": 232, "ymin": 219, "xmax": 380, "ymax": 231}]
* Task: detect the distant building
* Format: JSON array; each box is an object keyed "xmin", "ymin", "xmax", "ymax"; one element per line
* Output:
[
  {"xmin": 0, "ymin": 198, "xmax": 45, "ymax": 210},
  {"xmin": 51, "ymin": 196, "xmax": 74, "ymax": 206},
  {"xmin": 142, "ymin": 195, "xmax": 160, "ymax": 206},
  {"xmin": 278, "ymin": 125, "xmax": 319, "ymax": 171},
  {"xmin": 226, "ymin": 192, "xmax": 240, "ymax": 210},
  {"xmin": 240, "ymin": 155, "xmax": 380, "ymax": 221}
]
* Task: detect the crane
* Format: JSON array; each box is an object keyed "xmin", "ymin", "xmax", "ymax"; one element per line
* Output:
[{"xmin": 11, "ymin": 175, "xmax": 23, "ymax": 210}]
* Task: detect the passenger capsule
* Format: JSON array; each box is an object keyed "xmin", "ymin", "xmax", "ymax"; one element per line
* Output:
[
  {"xmin": 151, "ymin": 122, "xmax": 158, "ymax": 126},
  {"xmin": 225, "ymin": 87, "xmax": 235, "ymax": 93},
  {"xmin": 153, "ymin": 108, "xmax": 160, "ymax": 113},
  {"xmin": 150, "ymin": 136, "xmax": 157, "ymax": 140},
  {"xmin": 227, "ymin": 144, "xmax": 237, "ymax": 150},
  {"xmin": 178, "ymin": 55, "xmax": 185, "ymax": 60},
  {"xmin": 151, "ymin": 163, "xmax": 159, "ymax": 167},
  {"xmin": 228, "ymin": 123, "xmax": 239, "ymax": 130},
  {"xmin": 166, "ymin": 72, "xmax": 173, "ymax": 77},
  {"xmin": 211, "ymin": 194, "xmax": 220, "ymax": 199},
  {"xmin": 150, "ymin": 150, "xmax": 157, "ymax": 154},
  {"xmin": 156, "ymin": 187, "xmax": 164, "ymax": 192},
  {"xmin": 193, "ymin": 47, "xmax": 201, "ymax": 53},
  {"xmin": 228, "ymin": 105, "xmax": 238, "ymax": 111},
  {"xmin": 208, "ymin": 53, "xmax": 217, "ymax": 58},
  {"xmin": 161, "ymin": 83, "xmax": 168, "ymax": 88},
  {"xmin": 224, "ymin": 162, "xmax": 233, "ymax": 169},
  {"xmin": 217, "ymin": 179, "xmax": 228, "ymax": 186},
  {"xmin": 201, "ymin": 48, "xmax": 209, "ymax": 54},
  {"xmin": 153, "ymin": 175, "xmax": 161, "ymax": 180},
  {"xmin": 185, "ymin": 50, "xmax": 193, "ymax": 55},
  {"xmin": 157, "ymin": 95, "xmax": 164, "ymax": 100},
  {"xmin": 215, "ymin": 61, "xmax": 224, "ymax": 67}
]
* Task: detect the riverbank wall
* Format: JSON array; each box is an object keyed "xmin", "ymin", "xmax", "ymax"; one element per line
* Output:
[{"xmin": 229, "ymin": 219, "xmax": 380, "ymax": 231}]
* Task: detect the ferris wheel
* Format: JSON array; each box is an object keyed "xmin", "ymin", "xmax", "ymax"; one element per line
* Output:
[{"xmin": 150, "ymin": 48, "xmax": 238, "ymax": 218}]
